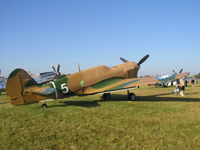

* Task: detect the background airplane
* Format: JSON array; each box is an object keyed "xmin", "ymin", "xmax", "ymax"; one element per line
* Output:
[
  {"xmin": 155, "ymin": 69, "xmax": 189, "ymax": 87},
  {"xmin": 30, "ymin": 64, "xmax": 64, "ymax": 83},
  {"xmin": 0, "ymin": 70, "xmax": 7, "ymax": 94},
  {"xmin": 6, "ymin": 55, "xmax": 189, "ymax": 107}
]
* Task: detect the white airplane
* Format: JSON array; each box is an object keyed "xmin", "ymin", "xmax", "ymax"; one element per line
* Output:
[
  {"xmin": 0, "ymin": 70, "xmax": 7, "ymax": 93},
  {"xmin": 30, "ymin": 64, "xmax": 62, "ymax": 84},
  {"xmin": 155, "ymin": 69, "xmax": 188, "ymax": 87}
]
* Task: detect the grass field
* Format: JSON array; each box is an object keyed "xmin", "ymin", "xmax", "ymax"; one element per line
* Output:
[{"xmin": 0, "ymin": 84, "xmax": 200, "ymax": 150}]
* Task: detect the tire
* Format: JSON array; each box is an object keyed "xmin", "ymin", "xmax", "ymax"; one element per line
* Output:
[
  {"xmin": 41, "ymin": 103, "xmax": 48, "ymax": 108},
  {"xmin": 102, "ymin": 93, "xmax": 111, "ymax": 100},
  {"xmin": 128, "ymin": 93, "xmax": 136, "ymax": 101}
]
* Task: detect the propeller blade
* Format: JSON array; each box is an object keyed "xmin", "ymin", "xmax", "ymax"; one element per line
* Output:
[
  {"xmin": 78, "ymin": 63, "xmax": 81, "ymax": 72},
  {"xmin": 120, "ymin": 57, "xmax": 129, "ymax": 63},
  {"xmin": 57, "ymin": 64, "xmax": 61, "ymax": 75},
  {"xmin": 57, "ymin": 64, "xmax": 60, "ymax": 72},
  {"xmin": 138, "ymin": 54, "xmax": 149, "ymax": 66},
  {"xmin": 179, "ymin": 69, "xmax": 183, "ymax": 73},
  {"xmin": 52, "ymin": 65, "xmax": 56, "ymax": 72}
]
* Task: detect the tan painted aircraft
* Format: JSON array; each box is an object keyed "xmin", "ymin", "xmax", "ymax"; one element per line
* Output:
[{"xmin": 6, "ymin": 55, "xmax": 189, "ymax": 108}]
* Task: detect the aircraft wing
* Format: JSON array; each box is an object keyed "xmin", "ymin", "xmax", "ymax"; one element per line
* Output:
[
  {"xmin": 78, "ymin": 77, "xmax": 159, "ymax": 95},
  {"xmin": 176, "ymin": 72, "xmax": 190, "ymax": 79}
]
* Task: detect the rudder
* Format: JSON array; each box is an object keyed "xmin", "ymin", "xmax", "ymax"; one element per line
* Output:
[{"xmin": 6, "ymin": 68, "xmax": 37, "ymax": 105}]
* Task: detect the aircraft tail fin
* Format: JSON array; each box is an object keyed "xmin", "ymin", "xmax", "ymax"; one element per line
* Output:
[{"xmin": 6, "ymin": 68, "xmax": 38, "ymax": 105}]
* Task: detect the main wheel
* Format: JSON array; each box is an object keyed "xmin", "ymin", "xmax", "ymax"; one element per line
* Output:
[
  {"xmin": 41, "ymin": 103, "xmax": 48, "ymax": 108},
  {"xmin": 128, "ymin": 93, "xmax": 136, "ymax": 101},
  {"xmin": 102, "ymin": 93, "xmax": 111, "ymax": 100}
]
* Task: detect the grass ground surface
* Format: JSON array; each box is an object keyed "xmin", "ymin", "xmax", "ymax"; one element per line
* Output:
[{"xmin": 0, "ymin": 84, "xmax": 200, "ymax": 150}]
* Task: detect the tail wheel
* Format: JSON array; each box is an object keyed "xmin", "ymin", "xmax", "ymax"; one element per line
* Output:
[{"xmin": 128, "ymin": 93, "xmax": 136, "ymax": 101}]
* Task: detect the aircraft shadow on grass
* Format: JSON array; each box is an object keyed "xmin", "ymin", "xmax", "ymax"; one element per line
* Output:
[
  {"xmin": 137, "ymin": 94, "xmax": 200, "ymax": 102},
  {"xmin": 48, "ymin": 100, "xmax": 100, "ymax": 108},
  {"xmin": 0, "ymin": 102, "xmax": 8, "ymax": 105},
  {"xmin": 1, "ymin": 92, "xmax": 199, "ymax": 107},
  {"xmin": 109, "ymin": 93, "xmax": 200, "ymax": 102},
  {"xmin": 48, "ymin": 95, "xmax": 126, "ymax": 108},
  {"xmin": 113, "ymin": 92, "xmax": 200, "ymax": 102},
  {"xmin": 49, "ymin": 92, "xmax": 200, "ymax": 108}
]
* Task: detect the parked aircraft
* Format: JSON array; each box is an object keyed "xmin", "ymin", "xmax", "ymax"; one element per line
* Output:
[
  {"xmin": 6, "ymin": 55, "xmax": 189, "ymax": 107},
  {"xmin": 155, "ymin": 69, "xmax": 189, "ymax": 87},
  {"xmin": 0, "ymin": 70, "xmax": 7, "ymax": 94},
  {"xmin": 30, "ymin": 64, "xmax": 62, "ymax": 83},
  {"xmin": 0, "ymin": 78, "xmax": 6, "ymax": 94}
]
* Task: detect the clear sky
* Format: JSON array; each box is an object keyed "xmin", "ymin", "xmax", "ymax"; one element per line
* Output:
[{"xmin": 1, "ymin": 0, "xmax": 200, "ymax": 77}]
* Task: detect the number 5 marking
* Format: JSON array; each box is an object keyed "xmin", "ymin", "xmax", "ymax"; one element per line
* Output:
[{"xmin": 61, "ymin": 83, "xmax": 69, "ymax": 94}]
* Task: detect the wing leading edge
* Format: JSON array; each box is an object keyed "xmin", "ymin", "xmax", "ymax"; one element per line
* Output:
[
  {"xmin": 77, "ymin": 76, "xmax": 158, "ymax": 95},
  {"xmin": 78, "ymin": 72, "xmax": 189, "ymax": 95}
]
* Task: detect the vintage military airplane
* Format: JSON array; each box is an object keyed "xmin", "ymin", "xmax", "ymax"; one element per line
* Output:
[
  {"xmin": 0, "ymin": 77, "xmax": 6, "ymax": 94},
  {"xmin": 155, "ymin": 69, "xmax": 189, "ymax": 87},
  {"xmin": 30, "ymin": 64, "xmax": 63, "ymax": 83},
  {"xmin": 6, "ymin": 55, "xmax": 189, "ymax": 108},
  {"xmin": 0, "ymin": 70, "xmax": 7, "ymax": 94}
]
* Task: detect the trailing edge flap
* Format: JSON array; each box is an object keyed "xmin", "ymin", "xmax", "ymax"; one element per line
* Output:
[
  {"xmin": 27, "ymin": 87, "xmax": 56, "ymax": 95},
  {"xmin": 79, "ymin": 76, "xmax": 159, "ymax": 95}
]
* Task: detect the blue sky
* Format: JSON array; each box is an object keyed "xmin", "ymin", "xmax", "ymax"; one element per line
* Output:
[{"xmin": 1, "ymin": 0, "xmax": 200, "ymax": 77}]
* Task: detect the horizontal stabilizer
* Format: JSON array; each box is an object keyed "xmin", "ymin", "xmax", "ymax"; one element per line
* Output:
[{"xmin": 31, "ymin": 87, "xmax": 56, "ymax": 95}]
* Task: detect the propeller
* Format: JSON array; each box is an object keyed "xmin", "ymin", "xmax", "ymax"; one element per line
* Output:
[
  {"xmin": 52, "ymin": 64, "xmax": 61, "ymax": 75},
  {"xmin": 172, "ymin": 69, "xmax": 183, "ymax": 74},
  {"xmin": 120, "ymin": 54, "xmax": 150, "ymax": 66}
]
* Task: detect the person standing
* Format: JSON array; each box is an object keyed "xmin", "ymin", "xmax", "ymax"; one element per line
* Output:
[
  {"xmin": 191, "ymin": 78, "xmax": 195, "ymax": 87},
  {"xmin": 180, "ymin": 77, "xmax": 185, "ymax": 96}
]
